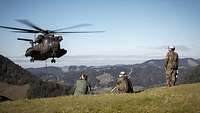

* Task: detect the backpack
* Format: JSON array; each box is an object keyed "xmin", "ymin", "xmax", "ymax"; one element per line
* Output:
[{"xmin": 116, "ymin": 77, "xmax": 128, "ymax": 93}]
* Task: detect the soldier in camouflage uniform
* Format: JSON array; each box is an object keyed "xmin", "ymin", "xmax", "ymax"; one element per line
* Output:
[
  {"xmin": 74, "ymin": 74, "xmax": 91, "ymax": 96},
  {"xmin": 116, "ymin": 71, "xmax": 133, "ymax": 93},
  {"xmin": 124, "ymin": 74, "xmax": 133, "ymax": 93},
  {"xmin": 164, "ymin": 46, "xmax": 179, "ymax": 87}
]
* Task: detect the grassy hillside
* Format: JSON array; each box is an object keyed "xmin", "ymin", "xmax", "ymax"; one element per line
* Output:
[
  {"xmin": 0, "ymin": 83, "xmax": 200, "ymax": 113},
  {"xmin": 0, "ymin": 82, "xmax": 30, "ymax": 100}
]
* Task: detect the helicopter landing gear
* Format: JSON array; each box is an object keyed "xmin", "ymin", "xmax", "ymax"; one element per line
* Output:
[
  {"xmin": 30, "ymin": 58, "xmax": 34, "ymax": 62},
  {"xmin": 51, "ymin": 50, "xmax": 56, "ymax": 63},
  {"xmin": 51, "ymin": 58, "xmax": 56, "ymax": 63}
]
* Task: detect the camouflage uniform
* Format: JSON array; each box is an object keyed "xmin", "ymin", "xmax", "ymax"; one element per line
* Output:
[
  {"xmin": 116, "ymin": 76, "xmax": 133, "ymax": 93},
  {"xmin": 116, "ymin": 77, "xmax": 128, "ymax": 93},
  {"xmin": 74, "ymin": 79, "xmax": 91, "ymax": 96},
  {"xmin": 164, "ymin": 50, "xmax": 179, "ymax": 87},
  {"xmin": 124, "ymin": 76, "xmax": 133, "ymax": 93}
]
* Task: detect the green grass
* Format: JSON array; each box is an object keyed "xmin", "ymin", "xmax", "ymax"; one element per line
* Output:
[{"xmin": 0, "ymin": 83, "xmax": 200, "ymax": 113}]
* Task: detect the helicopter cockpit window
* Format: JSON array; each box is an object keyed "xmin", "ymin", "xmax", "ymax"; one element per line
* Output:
[{"xmin": 35, "ymin": 35, "xmax": 44, "ymax": 43}]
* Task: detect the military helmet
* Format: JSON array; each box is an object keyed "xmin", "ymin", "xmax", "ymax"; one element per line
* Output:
[
  {"xmin": 80, "ymin": 73, "xmax": 87, "ymax": 80},
  {"xmin": 168, "ymin": 46, "xmax": 175, "ymax": 51},
  {"xmin": 169, "ymin": 46, "xmax": 175, "ymax": 49},
  {"xmin": 119, "ymin": 71, "xmax": 126, "ymax": 77}
]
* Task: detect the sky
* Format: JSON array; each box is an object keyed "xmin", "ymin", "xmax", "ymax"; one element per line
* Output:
[{"xmin": 0, "ymin": 0, "xmax": 200, "ymax": 67}]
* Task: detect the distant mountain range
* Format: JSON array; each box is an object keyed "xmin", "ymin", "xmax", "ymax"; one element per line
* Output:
[
  {"xmin": 1, "ymin": 54, "xmax": 199, "ymax": 101},
  {"xmin": 27, "ymin": 58, "xmax": 200, "ymax": 89},
  {"xmin": 0, "ymin": 55, "xmax": 71, "ymax": 101}
]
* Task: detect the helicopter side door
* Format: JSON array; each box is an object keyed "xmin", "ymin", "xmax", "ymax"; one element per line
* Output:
[{"xmin": 40, "ymin": 38, "xmax": 50, "ymax": 55}]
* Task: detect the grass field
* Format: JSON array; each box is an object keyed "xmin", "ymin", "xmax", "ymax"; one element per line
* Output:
[{"xmin": 0, "ymin": 83, "xmax": 200, "ymax": 113}]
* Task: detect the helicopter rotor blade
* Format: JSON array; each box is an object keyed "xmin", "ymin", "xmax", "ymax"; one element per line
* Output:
[
  {"xmin": 12, "ymin": 30, "xmax": 39, "ymax": 33},
  {"xmin": 53, "ymin": 31, "xmax": 105, "ymax": 33},
  {"xmin": 17, "ymin": 38, "xmax": 33, "ymax": 42},
  {"xmin": 1, "ymin": 21, "xmax": 104, "ymax": 34},
  {"xmin": 0, "ymin": 25, "xmax": 40, "ymax": 33},
  {"xmin": 17, "ymin": 19, "xmax": 45, "ymax": 33},
  {"xmin": 52, "ymin": 24, "xmax": 93, "ymax": 32}
]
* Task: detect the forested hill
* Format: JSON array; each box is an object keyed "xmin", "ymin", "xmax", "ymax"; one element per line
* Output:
[
  {"xmin": 0, "ymin": 55, "xmax": 37, "ymax": 85},
  {"xmin": 0, "ymin": 54, "xmax": 72, "ymax": 101},
  {"xmin": 182, "ymin": 64, "xmax": 200, "ymax": 84}
]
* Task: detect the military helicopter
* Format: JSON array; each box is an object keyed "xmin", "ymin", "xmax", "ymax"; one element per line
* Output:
[{"xmin": 0, "ymin": 20, "xmax": 103, "ymax": 63}]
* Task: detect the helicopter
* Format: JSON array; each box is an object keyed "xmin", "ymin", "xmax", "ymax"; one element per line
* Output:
[{"xmin": 0, "ymin": 20, "xmax": 103, "ymax": 63}]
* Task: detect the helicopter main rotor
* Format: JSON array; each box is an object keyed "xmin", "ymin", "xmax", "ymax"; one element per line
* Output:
[
  {"xmin": 0, "ymin": 20, "xmax": 104, "ymax": 63},
  {"xmin": 0, "ymin": 19, "xmax": 104, "ymax": 35}
]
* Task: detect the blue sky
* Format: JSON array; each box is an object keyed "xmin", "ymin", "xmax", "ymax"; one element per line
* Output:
[{"xmin": 0, "ymin": 0, "xmax": 200, "ymax": 60}]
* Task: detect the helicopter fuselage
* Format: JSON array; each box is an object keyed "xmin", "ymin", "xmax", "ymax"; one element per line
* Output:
[{"xmin": 25, "ymin": 35, "xmax": 67, "ymax": 62}]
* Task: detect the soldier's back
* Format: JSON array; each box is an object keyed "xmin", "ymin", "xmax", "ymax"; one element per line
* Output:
[
  {"xmin": 74, "ymin": 80, "xmax": 87, "ymax": 96},
  {"xmin": 116, "ymin": 77, "xmax": 128, "ymax": 93},
  {"xmin": 125, "ymin": 77, "xmax": 133, "ymax": 93},
  {"xmin": 166, "ymin": 51, "xmax": 179, "ymax": 69}
]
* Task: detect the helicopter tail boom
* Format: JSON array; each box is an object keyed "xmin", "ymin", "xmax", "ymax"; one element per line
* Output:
[{"xmin": 17, "ymin": 38, "xmax": 35, "ymax": 47}]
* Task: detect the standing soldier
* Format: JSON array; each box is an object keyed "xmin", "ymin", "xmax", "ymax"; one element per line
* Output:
[
  {"xmin": 164, "ymin": 46, "xmax": 179, "ymax": 87},
  {"xmin": 74, "ymin": 73, "xmax": 91, "ymax": 96},
  {"xmin": 116, "ymin": 71, "xmax": 133, "ymax": 93}
]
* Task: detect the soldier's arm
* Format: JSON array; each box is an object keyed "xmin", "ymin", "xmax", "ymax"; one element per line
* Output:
[
  {"xmin": 87, "ymin": 82, "xmax": 92, "ymax": 94},
  {"xmin": 176, "ymin": 53, "xmax": 179, "ymax": 69},
  {"xmin": 89, "ymin": 84, "xmax": 92, "ymax": 92},
  {"xmin": 73, "ymin": 82, "xmax": 77, "ymax": 94},
  {"xmin": 116, "ymin": 79, "xmax": 121, "ymax": 85},
  {"xmin": 164, "ymin": 53, "xmax": 169, "ymax": 70}
]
